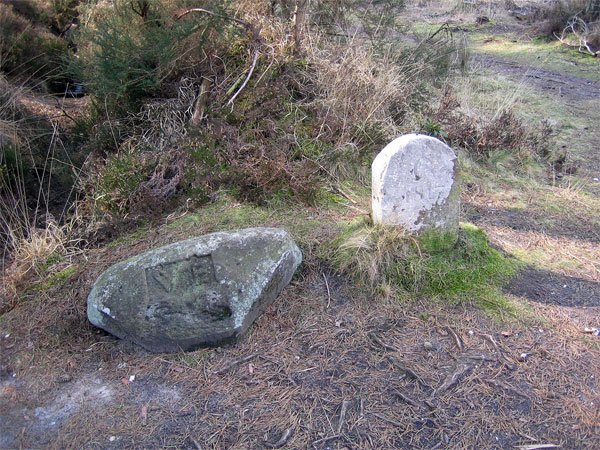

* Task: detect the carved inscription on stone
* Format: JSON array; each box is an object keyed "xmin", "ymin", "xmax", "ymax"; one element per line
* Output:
[
  {"xmin": 144, "ymin": 255, "xmax": 232, "ymax": 325},
  {"xmin": 146, "ymin": 255, "xmax": 215, "ymax": 294}
]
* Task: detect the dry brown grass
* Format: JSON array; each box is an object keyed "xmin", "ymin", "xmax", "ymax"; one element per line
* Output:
[
  {"xmin": 304, "ymin": 34, "xmax": 406, "ymax": 147},
  {"xmin": 0, "ymin": 76, "xmax": 84, "ymax": 310}
]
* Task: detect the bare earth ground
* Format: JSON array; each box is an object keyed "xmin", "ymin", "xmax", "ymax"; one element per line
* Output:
[{"xmin": 2, "ymin": 6, "xmax": 600, "ymax": 450}]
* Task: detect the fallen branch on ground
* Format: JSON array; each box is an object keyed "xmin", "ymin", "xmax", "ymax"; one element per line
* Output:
[
  {"xmin": 433, "ymin": 363, "xmax": 473, "ymax": 397},
  {"xmin": 387, "ymin": 357, "xmax": 430, "ymax": 389},
  {"xmin": 370, "ymin": 412, "xmax": 403, "ymax": 427},
  {"xmin": 554, "ymin": 16, "xmax": 599, "ymax": 57},
  {"xmin": 213, "ymin": 352, "xmax": 261, "ymax": 375},
  {"xmin": 485, "ymin": 378, "xmax": 532, "ymax": 402},
  {"xmin": 264, "ymin": 428, "xmax": 293, "ymax": 449},
  {"xmin": 394, "ymin": 390, "xmax": 423, "ymax": 408},
  {"xmin": 312, "ymin": 435, "xmax": 341, "ymax": 446},
  {"xmin": 445, "ymin": 326, "xmax": 464, "ymax": 351},
  {"xmin": 369, "ymin": 333, "xmax": 402, "ymax": 353}
]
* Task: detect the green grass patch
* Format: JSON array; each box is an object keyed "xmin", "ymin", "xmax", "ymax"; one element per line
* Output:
[
  {"xmin": 331, "ymin": 219, "xmax": 522, "ymax": 310},
  {"xmin": 106, "ymin": 227, "xmax": 151, "ymax": 249},
  {"xmin": 511, "ymin": 248, "xmax": 587, "ymax": 273},
  {"xmin": 26, "ymin": 265, "xmax": 78, "ymax": 294},
  {"xmin": 166, "ymin": 194, "xmax": 331, "ymax": 249},
  {"xmin": 471, "ymin": 34, "xmax": 600, "ymax": 82}
]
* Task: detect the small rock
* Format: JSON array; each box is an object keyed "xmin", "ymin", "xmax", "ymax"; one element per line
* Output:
[
  {"xmin": 423, "ymin": 341, "xmax": 433, "ymax": 351},
  {"xmin": 58, "ymin": 374, "xmax": 72, "ymax": 383}
]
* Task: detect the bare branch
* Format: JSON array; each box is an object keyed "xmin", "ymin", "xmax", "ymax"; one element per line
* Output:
[{"xmin": 174, "ymin": 7, "xmax": 264, "ymax": 106}]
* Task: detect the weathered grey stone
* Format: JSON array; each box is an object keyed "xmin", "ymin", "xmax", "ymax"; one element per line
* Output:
[
  {"xmin": 87, "ymin": 228, "xmax": 302, "ymax": 352},
  {"xmin": 372, "ymin": 134, "xmax": 460, "ymax": 236}
]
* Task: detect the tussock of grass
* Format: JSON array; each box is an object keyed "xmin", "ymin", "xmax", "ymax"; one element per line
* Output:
[{"xmin": 331, "ymin": 218, "xmax": 521, "ymax": 307}]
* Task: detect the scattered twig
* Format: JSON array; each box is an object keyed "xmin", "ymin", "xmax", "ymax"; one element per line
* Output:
[
  {"xmin": 336, "ymin": 400, "xmax": 352, "ymax": 433},
  {"xmin": 387, "ymin": 357, "xmax": 429, "ymax": 388},
  {"xmin": 370, "ymin": 412, "xmax": 403, "ymax": 427},
  {"xmin": 264, "ymin": 428, "xmax": 293, "ymax": 449},
  {"xmin": 394, "ymin": 390, "xmax": 422, "ymax": 408},
  {"xmin": 188, "ymin": 436, "xmax": 203, "ymax": 450},
  {"xmin": 514, "ymin": 444, "xmax": 560, "ymax": 450},
  {"xmin": 478, "ymin": 333, "xmax": 515, "ymax": 369},
  {"xmin": 370, "ymin": 333, "xmax": 401, "ymax": 353},
  {"xmin": 213, "ymin": 352, "xmax": 260, "ymax": 375},
  {"xmin": 433, "ymin": 363, "xmax": 473, "ymax": 397},
  {"xmin": 312, "ymin": 435, "xmax": 341, "ymax": 447},
  {"xmin": 445, "ymin": 326, "xmax": 464, "ymax": 352},
  {"xmin": 485, "ymin": 379, "xmax": 532, "ymax": 402},
  {"xmin": 322, "ymin": 273, "xmax": 332, "ymax": 308}
]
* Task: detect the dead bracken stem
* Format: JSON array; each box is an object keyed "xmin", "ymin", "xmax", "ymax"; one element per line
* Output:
[
  {"xmin": 433, "ymin": 362, "xmax": 473, "ymax": 397},
  {"xmin": 322, "ymin": 272, "xmax": 332, "ymax": 308},
  {"xmin": 444, "ymin": 325, "xmax": 464, "ymax": 351},
  {"xmin": 264, "ymin": 427, "xmax": 293, "ymax": 449},
  {"xmin": 213, "ymin": 352, "xmax": 260, "ymax": 375},
  {"xmin": 336, "ymin": 400, "xmax": 351, "ymax": 433}
]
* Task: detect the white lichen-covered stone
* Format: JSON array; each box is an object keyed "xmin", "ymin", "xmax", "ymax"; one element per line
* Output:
[
  {"xmin": 87, "ymin": 228, "xmax": 302, "ymax": 353},
  {"xmin": 372, "ymin": 134, "xmax": 459, "ymax": 235}
]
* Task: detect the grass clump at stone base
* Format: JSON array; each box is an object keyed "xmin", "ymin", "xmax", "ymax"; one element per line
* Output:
[{"xmin": 331, "ymin": 218, "xmax": 522, "ymax": 308}]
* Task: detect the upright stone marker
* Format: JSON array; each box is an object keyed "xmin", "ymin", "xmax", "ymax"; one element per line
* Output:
[
  {"xmin": 87, "ymin": 228, "xmax": 302, "ymax": 353},
  {"xmin": 372, "ymin": 134, "xmax": 459, "ymax": 236}
]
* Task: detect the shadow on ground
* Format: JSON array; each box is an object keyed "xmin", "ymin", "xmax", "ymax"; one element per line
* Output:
[{"xmin": 505, "ymin": 266, "xmax": 600, "ymax": 307}]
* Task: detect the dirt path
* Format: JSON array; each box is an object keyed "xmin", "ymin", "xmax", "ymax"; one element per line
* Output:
[
  {"xmin": 467, "ymin": 42, "xmax": 600, "ymax": 331},
  {"xmin": 471, "ymin": 54, "xmax": 600, "ymax": 102}
]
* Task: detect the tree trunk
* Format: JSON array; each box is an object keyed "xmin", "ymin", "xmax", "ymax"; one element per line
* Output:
[{"xmin": 292, "ymin": 0, "xmax": 308, "ymax": 56}]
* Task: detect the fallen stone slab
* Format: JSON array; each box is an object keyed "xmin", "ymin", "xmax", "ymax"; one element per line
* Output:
[
  {"xmin": 372, "ymin": 134, "xmax": 459, "ymax": 237},
  {"xmin": 87, "ymin": 228, "xmax": 302, "ymax": 352}
]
